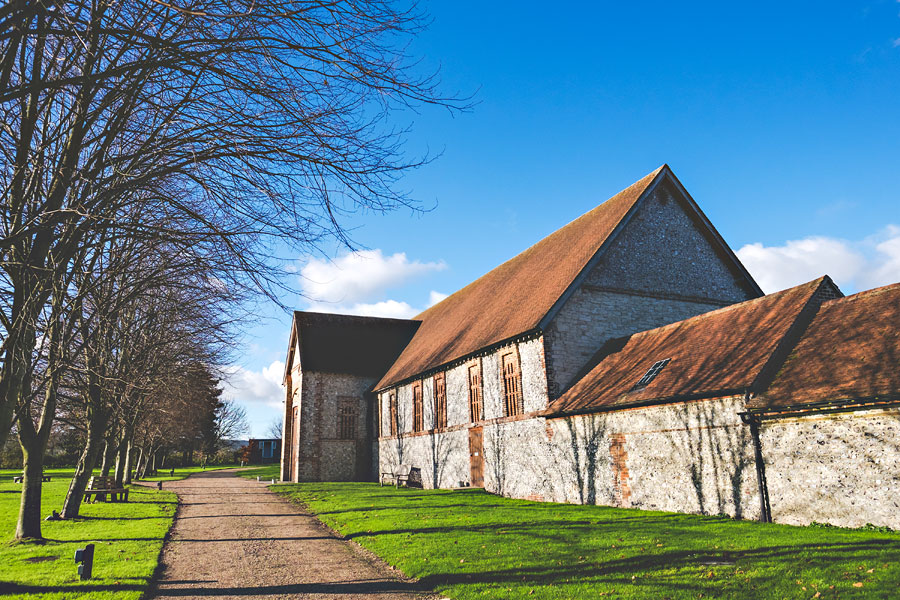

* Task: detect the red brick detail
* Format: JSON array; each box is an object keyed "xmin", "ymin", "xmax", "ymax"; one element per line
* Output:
[{"xmin": 609, "ymin": 433, "xmax": 631, "ymax": 506}]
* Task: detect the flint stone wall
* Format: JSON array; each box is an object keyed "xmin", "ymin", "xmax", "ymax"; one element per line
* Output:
[
  {"xmin": 379, "ymin": 395, "xmax": 761, "ymax": 520},
  {"xmin": 543, "ymin": 183, "xmax": 755, "ymax": 395},
  {"xmin": 294, "ymin": 371, "xmax": 373, "ymax": 482},
  {"xmin": 377, "ymin": 337, "xmax": 548, "ymax": 436},
  {"xmin": 761, "ymin": 408, "xmax": 900, "ymax": 529}
]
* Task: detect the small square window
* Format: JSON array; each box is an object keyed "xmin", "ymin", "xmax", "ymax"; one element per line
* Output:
[{"xmin": 631, "ymin": 358, "xmax": 671, "ymax": 391}]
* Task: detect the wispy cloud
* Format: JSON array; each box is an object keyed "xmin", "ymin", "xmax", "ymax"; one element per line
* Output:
[
  {"xmin": 300, "ymin": 249, "xmax": 445, "ymax": 305},
  {"xmin": 220, "ymin": 361, "xmax": 285, "ymax": 410},
  {"xmin": 736, "ymin": 225, "xmax": 900, "ymax": 294},
  {"xmin": 298, "ymin": 249, "xmax": 448, "ymax": 318}
]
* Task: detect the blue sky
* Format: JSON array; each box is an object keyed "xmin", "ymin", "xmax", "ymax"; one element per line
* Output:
[{"xmin": 224, "ymin": 1, "xmax": 900, "ymax": 437}]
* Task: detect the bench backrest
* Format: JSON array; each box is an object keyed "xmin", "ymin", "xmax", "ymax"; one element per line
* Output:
[
  {"xmin": 88, "ymin": 476, "xmax": 117, "ymax": 490},
  {"xmin": 395, "ymin": 464, "xmax": 411, "ymax": 476}
]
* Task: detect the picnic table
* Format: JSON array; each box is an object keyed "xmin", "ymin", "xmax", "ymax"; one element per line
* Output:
[{"xmin": 13, "ymin": 474, "xmax": 51, "ymax": 483}]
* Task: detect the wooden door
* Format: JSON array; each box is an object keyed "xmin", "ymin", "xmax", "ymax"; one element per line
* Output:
[
  {"xmin": 468, "ymin": 427, "xmax": 484, "ymax": 487},
  {"xmin": 291, "ymin": 406, "xmax": 300, "ymax": 482}
]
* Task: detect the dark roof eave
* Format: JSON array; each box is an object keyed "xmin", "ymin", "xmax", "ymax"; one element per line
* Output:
[
  {"xmin": 543, "ymin": 387, "xmax": 750, "ymax": 419},
  {"xmin": 373, "ymin": 327, "xmax": 544, "ymax": 394},
  {"xmin": 744, "ymin": 394, "xmax": 900, "ymax": 420}
]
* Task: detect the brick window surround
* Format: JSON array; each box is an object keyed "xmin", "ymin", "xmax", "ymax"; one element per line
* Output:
[
  {"xmin": 468, "ymin": 361, "xmax": 483, "ymax": 423},
  {"xmin": 389, "ymin": 391, "xmax": 398, "ymax": 436},
  {"xmin": 412, "ymin": 381, "xmax": 424, "ymax": 432},
  {"xmin": 338, "ymin": 400, "xmax": 357, "ymax": 440},
  {"xmin": 433, "ymin": 371, "xmax": 447, "ymax": 429},
  {"xmin": 501, "ymin": 350, "xmax": 524, "ymax": 417}
]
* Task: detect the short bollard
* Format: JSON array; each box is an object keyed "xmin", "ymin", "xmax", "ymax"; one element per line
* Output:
[{"xmin": 74, "ymin": 543, "xmax": 95, "ymax": 580}]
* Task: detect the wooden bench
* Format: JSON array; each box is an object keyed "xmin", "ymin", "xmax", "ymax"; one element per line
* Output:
[
  {"xmin": 380, "ymin": 464, "xmax": 412, "ymax": 487},
  {"xmin": 83, "ymin": 476, "xmax": 129, "ymax": 502},
  {"xmin": 13, "ymin": 474, "xmax": 51, "ymax": 483}
]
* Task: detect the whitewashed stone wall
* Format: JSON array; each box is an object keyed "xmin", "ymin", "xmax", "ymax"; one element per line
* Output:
[
  {"xmin": 481, "ymin": 396, "xmax": 760, "ymax": 521},
  {"xmin": 376, "ymin": 337, "xmax": 549, "ymax": 481},
  {"xmin": 378, "ymin": 387, "xmax": 761, "ymax": 520},
  {"xmin": 377, "ymin": 337, "xmax": 549, "ymax": 438},
  {"xmin": 761, "ymin": 408, "xmax": 900, "ymax": 529}
]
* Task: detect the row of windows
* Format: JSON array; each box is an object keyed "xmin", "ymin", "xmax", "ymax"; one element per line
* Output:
[{"xmin": 382, "ymin": 350, "xmax": 523, "ymax": 436}]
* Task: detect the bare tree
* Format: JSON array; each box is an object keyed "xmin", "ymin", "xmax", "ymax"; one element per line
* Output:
[
  {"xmin": 2, "ymin": 1, "xmax": 463, "ymax": 540},
  {"xmin": 215, "ymin": 399, "xmax": 250, "ymax": 447},
  {"xmin": 268, "ymin": 417, "xmax": 283, "ymax": 440},
  {"xmin": 1, "ymin": 0, "xmax": 464, "ymax": 451}
]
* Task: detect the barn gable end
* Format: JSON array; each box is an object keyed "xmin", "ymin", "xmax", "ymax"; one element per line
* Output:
[{"xmin": 541, "ymin": 171, "xmax": 761, "ymax": 396}]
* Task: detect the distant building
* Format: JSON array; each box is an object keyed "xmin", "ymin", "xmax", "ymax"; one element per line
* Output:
[
  {"xmin": 280, "ymin": 165, "xmax": 900, "ymax": 530},
  {"xmin": 243, "ymin": 438, "xmax": 281, "ymax": 464}
]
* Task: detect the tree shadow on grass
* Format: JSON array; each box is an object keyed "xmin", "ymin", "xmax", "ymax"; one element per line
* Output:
[
  {"xmin": 0, "ymin": 582, "xmax": 146, "ymax": 595},
  {"xmin": 415, "ymin": 539, "xmax": 900, "ymax": 589}
]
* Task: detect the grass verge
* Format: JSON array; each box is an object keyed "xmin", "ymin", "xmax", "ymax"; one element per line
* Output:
[
  {"xmin": 272, "ymin": 482, "xmax": 900, "ymax": 600},
  {"xmin": 236, "ymin": 464, "xmax": 280, "ymax": 481},
  {"xmin": 0, "ymin": 467, "xmax": 177, "ymax": 600},
  {"xmin": 139, "ymin": 463, "xmax": 241, "ymax": 483}
]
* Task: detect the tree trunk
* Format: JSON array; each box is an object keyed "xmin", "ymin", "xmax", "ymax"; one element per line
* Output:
[
  {"xmin": 123, "ymin": 438, "xmax": 134, "ymax": 485},
  {"xmin": 114, "ymin": 437, "xmax": 127, "ymax": 487},
  {"xmin": 100, "ymin": 436, "xmax": 116, "ymax": 476},
  {"xmin": 15, "ymin": 371, "xmax": 59, "ymax": 540},
  {"xmin": 16, "ymin": 436, "xmax": 45, "ymax": 539},
  {"xmin": 133, "ymin": 446, "xmax": 145, "ymax": 479},
  {"xmin": 61, "ymin": 419, "xmax": 105, "ymax": 519}
]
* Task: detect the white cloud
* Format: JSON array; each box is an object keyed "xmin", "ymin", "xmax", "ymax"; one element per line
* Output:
[
  {"xmin": 893, "ymin": 37, "xmax": 900, "ymax": 48},
  {"xmin": 300, "ymin": 249, "xmax": 446, "ymax": 305},
  {"xmin": 306, "ymin": 289, "xmax": 449, "ymax": 319},
  {"xmin": 308, "ymin": 299, "xmax": 418, "ymax": 319},
  {"xmin": 736, "ymin": 225, "xmax": 900, "ymax": 294},
  {"xmin": 221, "ymin": 361, "xmax": 285, "ymax": 409},
  {"xmin": 428, "ymin": 290, "xmax": 449, "ymax": 306}
]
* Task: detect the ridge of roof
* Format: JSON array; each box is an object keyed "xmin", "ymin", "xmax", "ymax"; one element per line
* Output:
[
  {"xmin": 545, "ymin": 277, "xmax": 830, "ymax": 417},
  {"xmin": 373, "ymin": 165, "xmax": 668, "ymax": 391},
  {"xmin": 293, "ymin": 310, "xmax": 421, "ymax": 327}
]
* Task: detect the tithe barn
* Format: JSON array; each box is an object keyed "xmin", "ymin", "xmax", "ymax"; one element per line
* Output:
[{"xmin": 280, "ymin": 165, "xmax": 900, "ymax": 529}]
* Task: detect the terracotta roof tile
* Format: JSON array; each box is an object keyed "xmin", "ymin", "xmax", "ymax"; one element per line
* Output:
[
  {"xmin": 374, "ymin": 166, "xmax": 667, "ymax": 390},
  {"xmin": 547, "ymin": 278, "xmax": 830, "ymax": 416},
  {"xmin": 755, "ymin": 283, "xmax": 900, "ymax": 409}
]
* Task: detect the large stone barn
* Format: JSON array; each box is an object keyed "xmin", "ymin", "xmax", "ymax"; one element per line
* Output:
[{"xmin": 280, "ymin": 165, "xmax": 900, "ymax": 529}]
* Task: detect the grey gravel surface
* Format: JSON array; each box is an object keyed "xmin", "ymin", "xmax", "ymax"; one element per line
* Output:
[{"xmin": 149, "ymin": 469, "xmax": 436, "ymax": 600}]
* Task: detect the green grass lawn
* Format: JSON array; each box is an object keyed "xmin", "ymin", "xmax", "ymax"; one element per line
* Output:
[
  {"xmin": 236, "ymin": 464, "xmax": 281, "ymax": 481},
  {"xmin": 272, "ymin": 482, "xmax": 900, "ymax": 600},
  {"xmin": 0, "ymin": 467, "xmax": 180, "ymax": 600},
  {"xmin": 139, "ymin": 463, "xmax": 241, "ymax": 483}
]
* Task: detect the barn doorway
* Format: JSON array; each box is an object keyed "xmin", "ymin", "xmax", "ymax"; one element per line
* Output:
[{"xmin": 468, "ymin": 426, "xmax": 484, "ymax": 487}]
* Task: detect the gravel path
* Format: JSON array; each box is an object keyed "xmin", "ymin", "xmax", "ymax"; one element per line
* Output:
[{"xmin": 150, "ymin": 470, "xmax": 436, "ymax": 600}]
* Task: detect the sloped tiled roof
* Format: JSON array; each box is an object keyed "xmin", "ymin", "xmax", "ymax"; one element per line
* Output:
[
  {"xmin": 546, "ymin": 278, "xmax": 831, "ymax": 416},
  {"xmin": 293, "ymin": 312, "xmax": 420, "ymax": 378},
  {"xmin": 374, "ymin": 166, "xmax": 667, "ymax": 390},
  {"xmin": 755, "ymin": 283, "xmax": 900, "ymax": 409}
]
